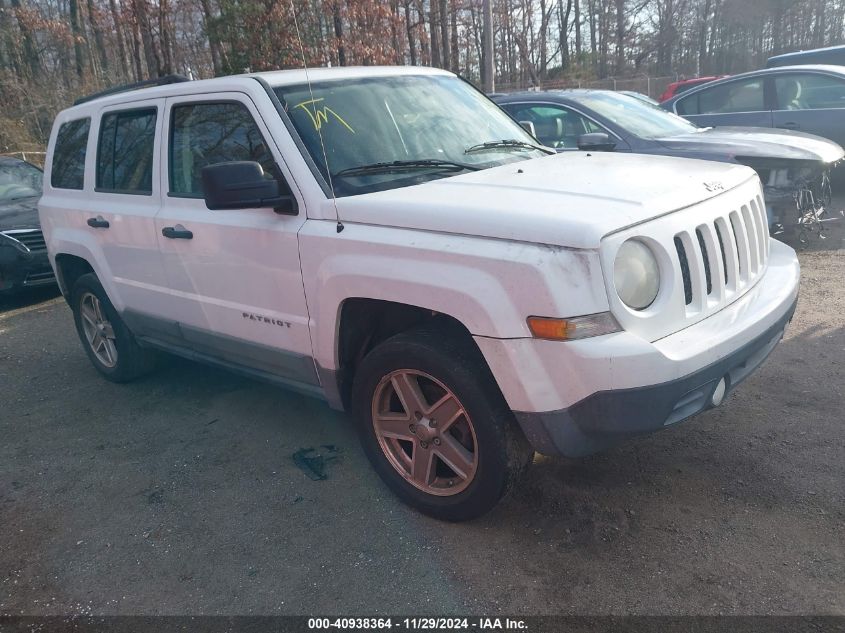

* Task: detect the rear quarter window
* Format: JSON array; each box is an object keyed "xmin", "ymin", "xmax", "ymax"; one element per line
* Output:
[
  {"xmin": 675, "ymin": 94, "xmax": 699, "ymax": 115},
  {"xmin": 51, "ymin": 118, "xmax": 90, "ymax": 190},
  {"xmin": 96, "ymin": 108, "xmax": 157, "ymax": 194}
]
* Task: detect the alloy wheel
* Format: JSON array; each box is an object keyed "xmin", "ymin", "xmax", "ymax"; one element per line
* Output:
[
  {"xmin": 79, "ymin": 292, "xmax": 118, "ymax": 368},
  {"xmin": 371, "ymin": 369, "xmax": 478, "ymax": 496}
]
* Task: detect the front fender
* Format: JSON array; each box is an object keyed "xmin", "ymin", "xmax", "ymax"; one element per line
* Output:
[{"xmin": 297, "ymin": 220, "xmax": 610, "ymax": 373}]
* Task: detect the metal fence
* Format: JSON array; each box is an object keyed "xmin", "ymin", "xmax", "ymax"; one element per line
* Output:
[{"xmin": 494, "ymin": 75, "xmax": 678, "ymax": 100}]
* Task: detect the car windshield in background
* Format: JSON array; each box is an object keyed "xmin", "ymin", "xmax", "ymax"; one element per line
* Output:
[
  {"xmin": 0, "ymin": 160, "xmax": 42, "ymax": 202},
  {"xmin": 578, "ymin": 92, "xmax": 700, "ymax": 139},
  {"xmin": 274, "ymin": 75, "xmax": 547, "ymax": 196}
]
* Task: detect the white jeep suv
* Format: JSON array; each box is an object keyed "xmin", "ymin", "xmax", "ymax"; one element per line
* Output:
[{"xmin": 39, "ymin": 67, "xmax": 800, "ymax": 520}]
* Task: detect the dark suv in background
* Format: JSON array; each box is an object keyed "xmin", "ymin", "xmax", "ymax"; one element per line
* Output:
[{"xmin": 0, "ymin": 156, "xmax": 55, "ymax": 294}]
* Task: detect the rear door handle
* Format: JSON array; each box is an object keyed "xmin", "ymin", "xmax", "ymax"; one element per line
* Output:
[
  {"xmin": 86, "ymin": 216, "xmax": 110, "ymax": 229},
  {"xmin": 162, "ymin": 225, "xmax": 193, "ymax": 240},
  {"xmin": 778, "ymin": 122, "xmax": 799, "ymax": 130}
]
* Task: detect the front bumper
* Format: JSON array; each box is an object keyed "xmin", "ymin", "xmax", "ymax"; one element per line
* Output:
[
  {"xmin": 514, "ymin": 298, "xmax": 795, "ymax": 456},
  {"xmin": 475, "ymin": 238, "xmax": 800, "ymax": 457},
  {"xmin": 0, "ymin": 243, "xmax": 55, "ymax": 294}
]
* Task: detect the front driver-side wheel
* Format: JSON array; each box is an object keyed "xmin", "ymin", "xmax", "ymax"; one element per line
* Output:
[
  {"xmin": 352, "ymin": 327, "xmax": 533, "ymax": 521},
  {"xmin": 70, "ymin": 273, "xmax": 155, "ymax": 382}
]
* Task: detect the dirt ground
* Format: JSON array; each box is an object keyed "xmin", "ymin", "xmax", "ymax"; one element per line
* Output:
[{"xmin": 1, "ymin": 209, "xmax": 843, "ymax": 616}]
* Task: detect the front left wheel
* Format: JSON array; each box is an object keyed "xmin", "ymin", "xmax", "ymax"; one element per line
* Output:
[
  {"xmin": 351, "ymin": 327, "xmax": 533, "ymax": 521},
  {"xmin": 70, "ymin": 273, "xmax": 155, "ymax": 382}
]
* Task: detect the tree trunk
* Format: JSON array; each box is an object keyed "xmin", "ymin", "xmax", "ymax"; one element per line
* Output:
[
  {"xmin": 68, "ymin": 0, "xmax": 87, "ymax": 79},
  {"xmin": 481, "ymin": 0, "xmax": 493, "ymax": 91},
  {"xmin": 198, "ymin": 0, "xmax": 223, "ymax": 75},
  {"xmin": 158, "ymin": 0, "xmax": 173, "ymax": 74},
  {"xmin": 133, "ymin": 0, "xmax": 160, "ymax": 76},
  {"xmin": 429, "ymin": 0, "xmax": 442, "ymax": 68},
  {"xmin": 108, "ymin": 0, "xmax": 131, "ymax": 80},
  {"xmin": 450, "ymin": 0, "xmax": 459, "ymax": 73},
  {"xmin": 333, "ymin": 2, "xmax": 346, "ymax": 66},
  {"xmin": 614, "ymin": 0, "xmax": 624, "ymax": 74},
  {"xmin": 587, "ymin": 0, "xmax": 597, "ymax": 72},
  {"xmin": 7, "ymin": 0, "xmax": 39, "ymax": 78},
  {"xmin": 404, "ymin": 0, "xmax": 417, "ymax": 65},
  {"xmin": 439, "ymin": 0, "xmax": 450, "ymax": 70},
  {"xmin": 574, "ymin": 0, "xmax": 581, "ymax": 59},
  {"xmin": 131, "ymin": 16, "xmax": 144, "ymax": 79}
]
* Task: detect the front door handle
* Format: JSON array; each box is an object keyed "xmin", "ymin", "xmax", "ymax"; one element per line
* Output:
[
  {"xmin": 162, "ymin": 225, "xmax": 193, "ymax": 240},
  {"xmin": 778, "ymin": 122, "xmax": 799, "ymax": 130},
  {"xmin": 87, "ymin": 216, "xmax": 110, "ymax": 229}
]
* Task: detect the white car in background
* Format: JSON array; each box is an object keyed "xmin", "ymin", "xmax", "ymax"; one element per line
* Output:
[{"xmin": 39, "ymin": 67, "xmax": 800, "ymax": 520}]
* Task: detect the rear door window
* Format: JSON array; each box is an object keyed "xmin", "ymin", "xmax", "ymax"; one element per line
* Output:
[
  {"xmin": 774, "ymin": 73, "xmax": 845, "ymax": 110},
  {"xmin": 51, "ymin": 118, "xmax": 90, "ymax": 190},
  {"xmin": 168, "ymin": 102, "xmax": 280, "ymax": 197},
  {"xmin": 96, "ymin": 108, "xmax": 157, "ymax": 194},
  {"xmin": 685, "ymin": 78, "xmax": 765, "ymax": 115}
]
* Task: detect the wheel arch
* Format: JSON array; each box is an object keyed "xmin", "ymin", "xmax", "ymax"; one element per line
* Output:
[
  {"xmin": 323, "ymin": 297, "xmax": 495, "ymax": 412},
  {"xmin": 54, "ymin": 253, "xmax": 95, "ymax": 300}
]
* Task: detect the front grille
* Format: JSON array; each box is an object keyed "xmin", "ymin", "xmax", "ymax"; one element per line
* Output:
[
  {"xmin": 672, "ymin": 194, "xmax": 769, "ymax": 313},
  {"xmin": 2, "ymin": 229, "xmax": 46, "ymax": 252}
]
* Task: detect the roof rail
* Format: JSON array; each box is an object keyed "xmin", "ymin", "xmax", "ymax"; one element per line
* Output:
[{"xmin": 73, "ymin": 74, "xmax": 191, "ymax": 106}]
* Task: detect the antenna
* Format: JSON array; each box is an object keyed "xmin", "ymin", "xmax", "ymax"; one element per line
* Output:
[{"xmin": 289, "ymin": 0, "xmax": 344, "ymax": 233}]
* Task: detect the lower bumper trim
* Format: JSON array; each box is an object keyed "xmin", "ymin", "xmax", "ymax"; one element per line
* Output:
[{"xmin": 514, "ymin": 297, "xmax": 797, "ymax": 457}]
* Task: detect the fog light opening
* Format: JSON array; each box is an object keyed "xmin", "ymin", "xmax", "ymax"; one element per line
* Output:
[{"xmin": 711, "ymin": 378, "xmax": 727, "ymax": 407}]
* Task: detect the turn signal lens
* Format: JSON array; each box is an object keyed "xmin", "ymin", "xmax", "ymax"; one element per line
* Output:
[{"xmin": 527, "ymin": 312, "xmax": 621, "ymax": 341}]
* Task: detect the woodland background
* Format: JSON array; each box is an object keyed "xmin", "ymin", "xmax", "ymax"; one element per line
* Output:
[{"xmin": 1, "ymin": 0, "xmax": 845, "ymax": 152}]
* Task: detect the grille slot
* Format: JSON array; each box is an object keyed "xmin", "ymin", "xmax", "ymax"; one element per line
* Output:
[
  {"xmin": 2, "ymin": 229, "xmax": 46, "ymax": 252},
  {"xmin": 674, "ymin": 236, "xmax": 693, "ymax": 306},
  {"xmin": 729, "ymin": 212, "xmax": 747, "ymax": 280},
  {"xmin": 714, "ymin": 221, "xmax": 730, "ymax": 285},
  {"xmin": 695, "ymin": 228, "xmax": 712, "ymax": 296}
]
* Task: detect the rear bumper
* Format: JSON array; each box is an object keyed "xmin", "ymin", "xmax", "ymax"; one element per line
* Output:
[
  {"xmin": 0, "ymin": 244, "xmax": 55, "ymax": 293},
  {"xmin": 514, "ymin": 298, "xmax": 796, "ymax": 456}
]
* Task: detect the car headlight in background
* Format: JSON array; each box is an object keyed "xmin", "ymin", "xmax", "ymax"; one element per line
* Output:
[
  {"xmin": 614, "ymin": 239, "xmax": 660, "ymax": 310},
  {"xmin": 0, "ymin": 231, "xmax": 31, "ymax": 254}
]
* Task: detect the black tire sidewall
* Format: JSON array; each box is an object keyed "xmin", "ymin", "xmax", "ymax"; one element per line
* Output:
[{"xmin": 352, "ymin": 330, "xmax": 529, "ymax": 521}]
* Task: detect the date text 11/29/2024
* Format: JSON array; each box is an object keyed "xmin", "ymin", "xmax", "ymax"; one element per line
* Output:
[{"xmin": 307, "ymin": 618, "xmax": 528, "ymax": 630}]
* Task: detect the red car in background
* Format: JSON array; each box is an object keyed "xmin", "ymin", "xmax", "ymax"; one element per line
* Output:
[{"xmin": 659, "ymin": 76, "xmax": 726, "ymax": 103}]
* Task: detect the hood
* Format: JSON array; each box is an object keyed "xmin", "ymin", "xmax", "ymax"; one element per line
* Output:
[
  {"xmin": 332, "ymin": 152, "xmax": 757, "ymax": 249},
  {"xmin": 0, "ymin": 195, "xmax": 40, "ymax": 230},
  {"xmin": 655, "ymin": 126, "xmax": 845, "ymax": 164}
]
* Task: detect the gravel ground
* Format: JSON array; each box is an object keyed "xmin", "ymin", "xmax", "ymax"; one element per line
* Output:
[{"xmin": 1, "ymin": 210, "xmax": 843, "ymax": 616}]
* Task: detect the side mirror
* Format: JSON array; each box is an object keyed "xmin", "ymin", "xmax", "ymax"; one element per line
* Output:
[
  {"xmin": 201, "ymin": 161, "xmax": 297, "ymax": 214},
  {"xmin": 519, "ymin": 120, "xmax": 537, "ymax": 138},
  {"xmin": 577, "ymin": 132, "xmax": 616, "ymax": 152}
]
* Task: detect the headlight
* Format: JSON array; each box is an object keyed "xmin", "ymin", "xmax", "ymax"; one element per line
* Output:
[{"xmin": 614, "ymin": 239, "xmax": 660, "ymax": 310}]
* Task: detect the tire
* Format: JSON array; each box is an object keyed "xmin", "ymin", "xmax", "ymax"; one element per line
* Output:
[
  {"xmin": 70, "ymin": 273, "xmax": 155, "ymax": 382},
  {"xmin": 351, "ymin": 326, "xmax": 533, "ymax": 521}
]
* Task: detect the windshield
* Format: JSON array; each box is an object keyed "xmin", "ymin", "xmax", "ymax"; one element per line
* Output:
[
  {"xmin": 274, "ymin": 74, "xmax": 547, "ymax": 197},
  {"xmin": 577, "ymin": 92, "xmax": 700, "ymax": 139},
  {"xmin": 0, "ymin": 160, "xmax": 42, "ymax": 202}
]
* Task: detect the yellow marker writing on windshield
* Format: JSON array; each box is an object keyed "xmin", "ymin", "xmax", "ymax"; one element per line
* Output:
[{"xmin": 294, "ymin": 98, "xmax": 355, "ymax": 133}]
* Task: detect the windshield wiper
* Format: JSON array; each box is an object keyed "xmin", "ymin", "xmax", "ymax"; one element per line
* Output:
[
  {"xmin": 464, "ymin": 139, "xmax": 554, "ymax": 155},
  {"xmin": 333, "ymin": 159, "xmax": 481, "ymax": 178}
]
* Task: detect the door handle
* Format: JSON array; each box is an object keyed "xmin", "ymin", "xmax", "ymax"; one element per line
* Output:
[
  {"xmin": 162, "ymin": 225, "xmax": 193, "ymax": 240},
  {"xmin": 86, "ymin": 216, "xmax": 110, "ymax": 229},
  {"xmin": 778, "ymin": 122, "xmax": 799, "ymax": 130}
]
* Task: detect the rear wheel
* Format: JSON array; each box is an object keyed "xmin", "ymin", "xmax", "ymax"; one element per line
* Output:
[
  {"xmin": 352, "ymin": 327, "xmax": 533, "ymax": 521},
  {"xmin": 71, "ymin": 273, "xmax": 155, "ymax": 382}
]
